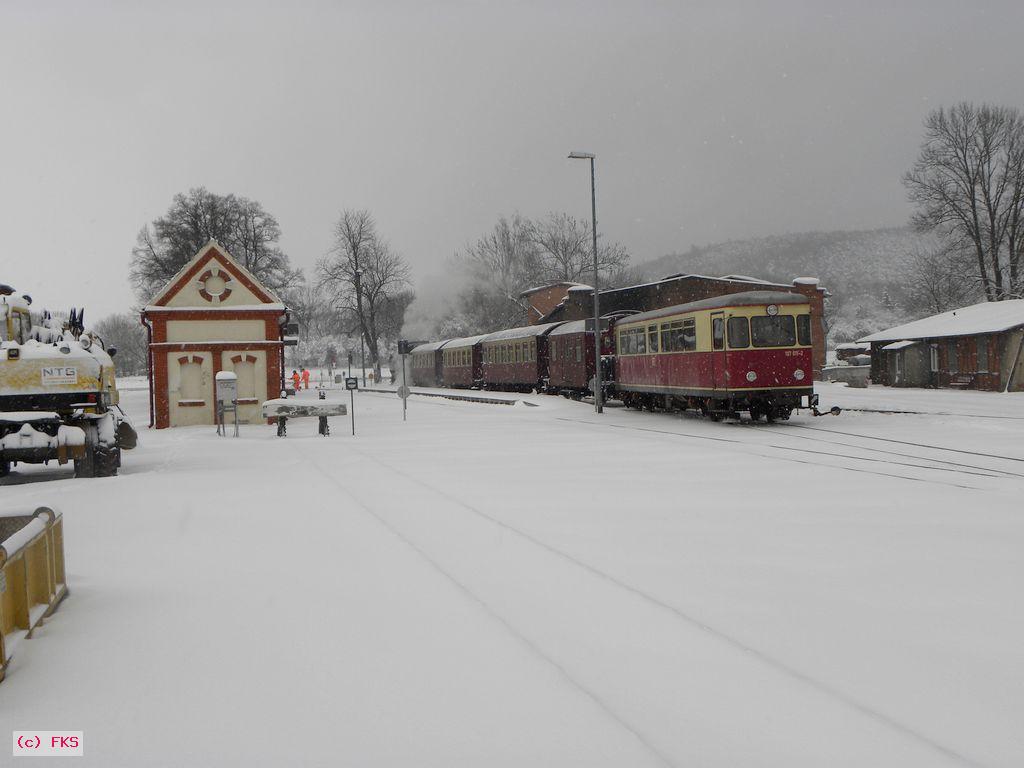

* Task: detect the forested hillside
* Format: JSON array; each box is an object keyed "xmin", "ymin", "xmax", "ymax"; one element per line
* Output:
[{"xmin": 637, "ymin": 227, "xmax": 974, "ymax": 343}]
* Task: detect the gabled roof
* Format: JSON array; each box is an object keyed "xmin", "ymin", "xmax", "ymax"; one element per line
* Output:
[
  {"xmin": 146, "ymin": 240, "xmax": 282, "ymax": 308},
  {"xmin": 859, "ymin": 300, "xmax": 1024, "ymax": 343}
]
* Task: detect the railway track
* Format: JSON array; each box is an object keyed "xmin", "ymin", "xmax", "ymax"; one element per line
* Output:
[
  {"xmin": 298, "ymin": 441, "xmax": 984, "ymax": 768},
  {"xmin": 553, "ymin": 414, "xmax": 1016, "ymax": 489}
]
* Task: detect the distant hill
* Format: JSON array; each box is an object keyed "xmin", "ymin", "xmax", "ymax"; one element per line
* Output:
[{"xmin": 636, "ymin": 226, "xmax": 945, "ymax": 343}]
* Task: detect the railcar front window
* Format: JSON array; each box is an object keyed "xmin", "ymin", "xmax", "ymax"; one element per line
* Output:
[
  {"xmin": 796, "ymin": 314, "xmax": 811, "ymax": 346},
  {"xmin": 727, "ymin": 317, "xmax": 750, "ymax": 348},
  {"xmin": 751, "ymin": 315, "xmax": 796, "ymax": 347}
]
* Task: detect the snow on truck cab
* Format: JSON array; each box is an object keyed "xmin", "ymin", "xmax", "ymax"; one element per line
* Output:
[{"xmin": 1, "ymin": 284, "xmax": 137, "ymax": 478}]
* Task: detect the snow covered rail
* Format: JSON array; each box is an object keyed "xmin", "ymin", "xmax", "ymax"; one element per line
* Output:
[{"xmin": 0, "ymin": 506, "xmax": 68, "ymax": 682}]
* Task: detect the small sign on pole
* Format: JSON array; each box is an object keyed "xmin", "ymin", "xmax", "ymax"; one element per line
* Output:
[{"xmin": 345, "ymin": 377, "xmax": 358, "ymax": 435}]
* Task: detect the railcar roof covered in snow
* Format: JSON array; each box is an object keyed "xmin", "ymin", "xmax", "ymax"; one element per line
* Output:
[
  {"xmin": 410, "ymin": 340, "xmax": 450, "ymax": 354},
  {"xmin": 618, "ymin": 291, "xmax": 809, "ymax": 326},
  {"xmin": 548, "ymin": 320, "xmax": 588, "ymax": 336},
  {"xmin": 480, "ymin": 322, "xmax": 564, "ymax": 343},
  {"xmin": 859, "ymin": 299, "xmax": 1024, "ymax": 343},
  {"xmin": 442, "ymin": 333, "xmax": 489, "ymax": 349}
]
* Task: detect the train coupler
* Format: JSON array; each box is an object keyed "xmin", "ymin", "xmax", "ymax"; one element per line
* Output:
[{"xmin": 811, "ymin": 405, "xmax": 842, "ymax": 417}]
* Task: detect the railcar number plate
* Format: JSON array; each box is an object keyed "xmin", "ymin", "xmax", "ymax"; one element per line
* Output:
[{"xmin": 41, "ymin": 367, "xmax": 78, "ymax": 386}]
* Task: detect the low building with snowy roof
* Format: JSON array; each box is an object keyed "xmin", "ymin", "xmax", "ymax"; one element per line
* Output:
[
  {"xmin": 858, "ymin": 300, "xmax": 1024, "ymax": 391},
  {"xmin": 528, "ymin": 273, "xmax": 828, "ymax": 374},
  {"xmin": 140, "ymin": 240, "xmax": 288, "ymax": 428}
]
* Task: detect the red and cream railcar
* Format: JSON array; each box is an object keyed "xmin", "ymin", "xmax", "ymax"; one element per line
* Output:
[
  {"xmin": 410, "ymin": 340, "xmax": 449, "ymax": 387},
  {"xmin": 480, "ymin": 322, "xmax": 563, "ymax": 392},
  {"xmin": 440, "ymin": 334, "xmax": 488, "ymax": 388},
  {"xmin": 610, "ymin": 291, "xmax": 816, "ymax": 420}
]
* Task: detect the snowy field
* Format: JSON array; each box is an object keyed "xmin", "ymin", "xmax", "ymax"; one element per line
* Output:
[{"xmin": 2, "ymin": 381, "xmax": 1023, "ymax": 767}]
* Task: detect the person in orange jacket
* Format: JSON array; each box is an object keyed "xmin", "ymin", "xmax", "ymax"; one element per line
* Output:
[
  {"xmin": 290, "ymin": 370, "xmax": 301, "ymax": 392},
  {"xmin": 301, "ymin": 368, "xmax": 311, "ymax": 389}
]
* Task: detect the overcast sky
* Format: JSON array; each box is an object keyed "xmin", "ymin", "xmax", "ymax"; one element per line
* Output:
[{"xmin": 2, "ymin": 0, "xmax": 1023, "ymax": 319}]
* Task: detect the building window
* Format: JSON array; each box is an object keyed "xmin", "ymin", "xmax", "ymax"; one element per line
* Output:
[
  {"xmin": 977, "ymin": 336, "xmax": 989, "ymax": 373},
  {"xmin": 180, "ymin": 359, "xmax": 204, "ymax": 401},
  {"xmin": 234, "ymin": 359, "xmax": 256, "ymax": 400},
  {"xmin": 947, "ymin": 341, "xmax": 958, "ymax": 372}
]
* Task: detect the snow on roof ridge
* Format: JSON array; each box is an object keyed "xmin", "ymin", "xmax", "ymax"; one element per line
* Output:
[{"xmin": 858, "ymin": 299, "xmax": 1024, "ymax": 343}]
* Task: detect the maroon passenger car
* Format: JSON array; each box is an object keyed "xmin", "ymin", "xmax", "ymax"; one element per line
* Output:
[
  {"xmin": 440, "ymin": 334, "xmax": 487, "ymax": 388},
  {"xmin": 480, "ymin": 322, "xmax": 563, "ymax": 392}
]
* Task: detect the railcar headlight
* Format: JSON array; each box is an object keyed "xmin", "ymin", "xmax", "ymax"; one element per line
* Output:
[
  {"xmin": 793, "ymin": 368, "xmax": 805, "ymax": 381},
  {"xmin": 766, "ymin": 304, "xmax": 779, "ymax": 316},
  {"xmin": 746, "ymin": 371, "xmax": 757, "ymax": 382},
  {"xmin": 79, "ymin": 335, "xmax": 92, "ymax": 350}
]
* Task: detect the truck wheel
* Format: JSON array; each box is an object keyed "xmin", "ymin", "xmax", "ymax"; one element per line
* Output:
[
  {"xmin": 94, "ymin": 444, "xmax": 120, "ymax": 477},
  {"xmin": 74, "ymin": 448, "xmax": 96, "ymax": 478}
]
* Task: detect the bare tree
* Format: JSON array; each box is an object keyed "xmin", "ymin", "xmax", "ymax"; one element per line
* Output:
[
  {"xmin": 92, "ymin": 313, "xmax": 148, "ymax": 376},
  {"xmin": 531, "ymin": 212, "xmax": 631, "ymax": 283},
  {"xmin": 904, "ymin": 103, "xmax": 1024, "ymax": 301},
  {"xmin": 905, "ymin": 241, "xmax": 982, "ymax": 315},
  {"xmin": 317, "ymin": 210, "xmax": 411, "ymax": 377}
]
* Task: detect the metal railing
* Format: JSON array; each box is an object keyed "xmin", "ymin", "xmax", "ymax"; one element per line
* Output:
[{"xmin": 0, "ymin": 506, "xmax": 67, "ymax": 682}]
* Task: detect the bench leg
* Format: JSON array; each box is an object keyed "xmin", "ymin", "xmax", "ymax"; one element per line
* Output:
[
  {"xmin": 318, "ymin": 416, "xmax": 329, "ymax": 436},
  {"xmin": 277, "ymin": 417, "xmax": 288, "ymax": 437}
]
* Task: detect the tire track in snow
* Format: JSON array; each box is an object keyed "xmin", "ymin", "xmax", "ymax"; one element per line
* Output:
[
  {"xmin": 297, "ymin": 446, "xmax": 678, "ymax": 768},
  {"xmin": 330, "ymin": 443, "xmax": 986, "ymax": 768}
]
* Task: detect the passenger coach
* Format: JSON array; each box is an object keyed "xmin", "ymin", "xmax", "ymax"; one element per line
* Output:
[
  {"xmin": 480, "ymin": 322, "xmax": 563, "ymax": 392},
  {"xmin": 410, "ymin": 340, "xmax": 449, "ymax": 387},
  {"xmin": 610, "ymin": 291, "xmax": 816, "ymax": 420},
  {"xmin": 441, "ymin": 334, "xmax": 488, "ymax": 388}
]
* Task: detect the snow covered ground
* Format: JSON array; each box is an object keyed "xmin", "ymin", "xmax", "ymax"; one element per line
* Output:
[{"xmin": 1, "ymin": 382, "xmax": 1022, "ymax": 767}]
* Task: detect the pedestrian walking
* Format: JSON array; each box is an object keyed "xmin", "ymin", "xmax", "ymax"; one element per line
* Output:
[
  {"xmin": 302, "ymin": 368, "xmax": 311, "ymax": 390},
  {"xmin": 291, "ymin": 370, "xmax": 301, "ymax": 392}
]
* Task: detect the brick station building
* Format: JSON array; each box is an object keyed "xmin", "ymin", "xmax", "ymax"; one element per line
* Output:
[
  {"xmin": 525, "ymin": 273, "xmax": 828, "ymax": 375},
  {"xmin": 140, "ymin": 240, "xmax": 287, "ymax": 428}
]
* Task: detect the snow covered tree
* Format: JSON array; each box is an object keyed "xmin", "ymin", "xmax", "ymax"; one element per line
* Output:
[
  {"xmin": 130, "ymin": 187, "xmax": 301, "ymax": 303},
  {"xmin": 904, "ymin": 103, "xmax": 1024, "ymax": 301}
]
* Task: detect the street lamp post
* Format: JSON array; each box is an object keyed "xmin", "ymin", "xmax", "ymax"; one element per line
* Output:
[{"xmin": 568, "ymin": 151, "xmax": 602, "ymax": 414}]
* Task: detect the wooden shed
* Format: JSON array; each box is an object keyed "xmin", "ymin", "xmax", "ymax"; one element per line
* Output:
[
  {"xmin": 860, "ymin": 300, "xmax": 1024, "ymax": 392},
  {"xmin": 140, "ymin": 241, "xmax": 287, "ymax": 428}
]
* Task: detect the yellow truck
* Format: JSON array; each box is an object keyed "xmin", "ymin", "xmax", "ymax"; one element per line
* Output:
[{"xmin": 1, "ymin": 284, "xmax": 136, "ymax": 478}]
